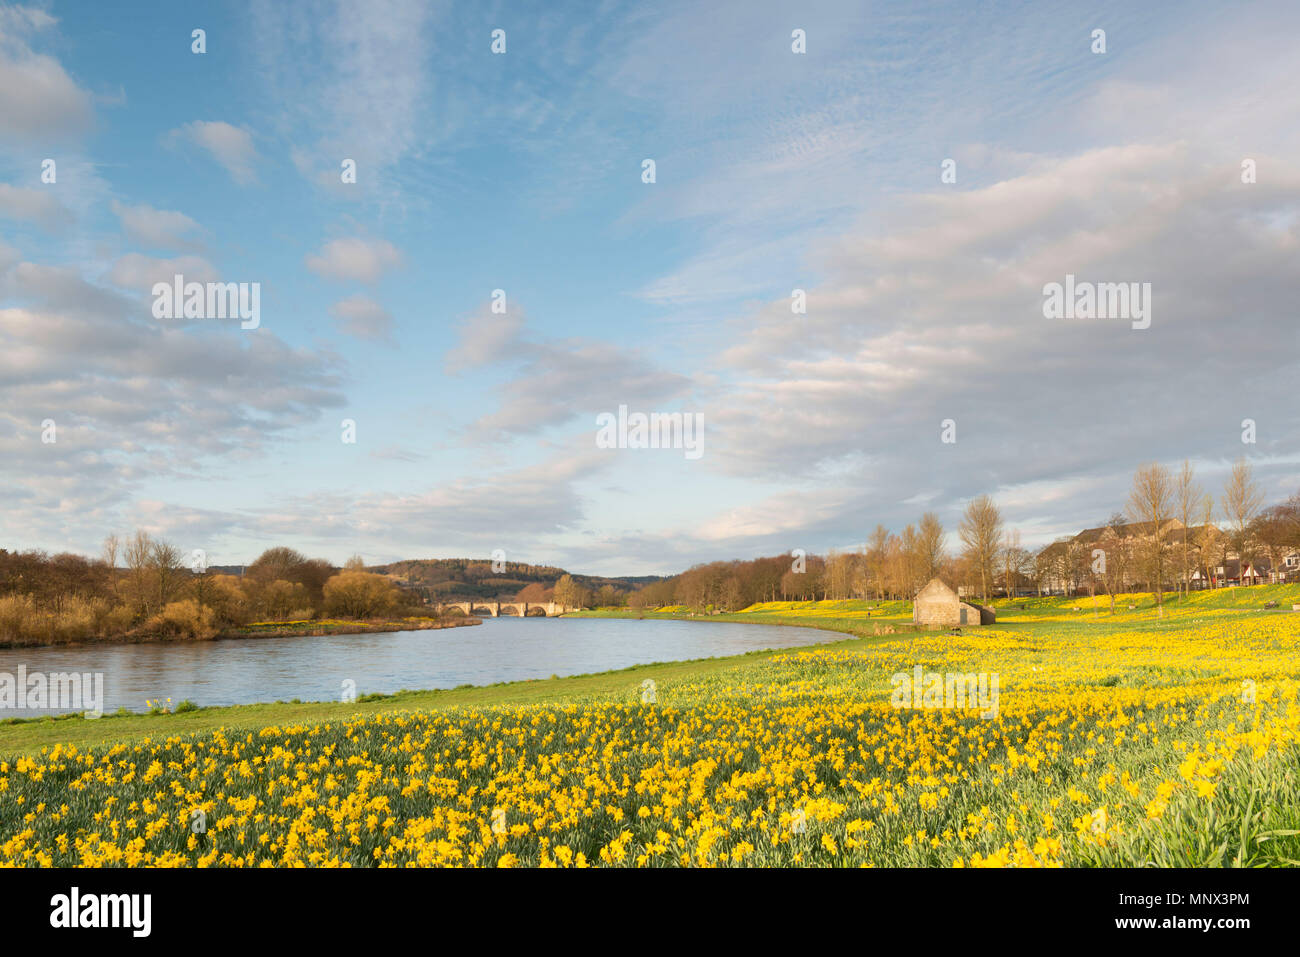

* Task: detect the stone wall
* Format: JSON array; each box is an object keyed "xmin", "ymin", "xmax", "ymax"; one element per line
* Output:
[{"xmin": 913, "ymin": 579, "xmax": 962, "ymax": 627}]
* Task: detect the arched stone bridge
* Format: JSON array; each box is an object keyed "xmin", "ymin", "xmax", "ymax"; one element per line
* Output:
[{"xmin": 436, "ymin": 601, "xmax": 573, "ymax": 618}]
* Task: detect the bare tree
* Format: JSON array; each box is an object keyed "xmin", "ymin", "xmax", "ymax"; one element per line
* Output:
[
  {"xmin": 1001, "ymin": 528, "xmax": 1022, "ymax": 597},
  {"xmin": 1196, "ymin": 495, "xmax": 1222, "ymax": 588},
  {"xmin": 916, "ymin": 512, "xmax": 946, "ymax": 583},
  {"xmin": 826, "ymin": 548, "xmax": 855, "ymax": 599},
  {"xmin": 901, "ymin": 525, "xmax": 920, "ymax": 596},
  {"xmin": 151, "ymin": 539, "xmax": 185, "ymax": 610},
  {"xmin": 883, "ymin": 534, "xmax": 905, "ymax": 599},
  {"xmin": 1014, "ymin": 546, "xmax": 1037, "ymax": 595},
  {"xmin": 1250, "ymin": 505, "xmax": 1292, "ymax": 584},
  {"xmin": 123, "ymin": 530, "xmax": 154, "ymax": 616},
  {"xmin": 1093, "ymin": 513, "xmax": 1130, "ymax": 614},
  {"xmin": 959, "ymin": 495, "xmax": 1002, "ymax": 602},
  {"xmin": 101, "ymin": 534, "xmax": 120, "ymax": 602},
  {"xmin": 866, "ymin": 525, "xmax": 889, "ymax": 599},
  {"xmin": 1032, "ymin": 546, "xmax": 1057, "ymax": 597},
  {"xmin": 1284, "ymin": 491, "xmax": 1300, "ymax": 551},
  {"xmin": 553, "ymin": 574, "xmax": 583, "ymax": 609},
  {"xmin": 720, "ymin": 576, "xmax": 744, "ymax": 612},
  {"xmin": 1220, "ymin": 457, "xmax": 1264, "ymax": 567},
  {"xmin": 1174, "ymin": 460, "xmax": 1202, "ymax": 600},
  {"xmin": 1035, "ymin": 540, "xmax": 1070, "ymax": 596},
  {"xmin": 1126, "ymin": 462, "xmax": 1174, "ymax": 607},
  {"xmin": 1059, "ymin": 537, "xmax": 1089, "ymax": 597}
]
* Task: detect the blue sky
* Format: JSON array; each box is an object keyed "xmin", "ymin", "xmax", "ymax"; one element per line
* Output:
[{"xmin": 2, "ymin": 0, "xmax": 1299, "ymax": 574}]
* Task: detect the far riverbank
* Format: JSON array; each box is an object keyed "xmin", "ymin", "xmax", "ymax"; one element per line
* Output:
[{"xmin": 0, "ymin": 614, "xmax": 481, "ymax": 651}]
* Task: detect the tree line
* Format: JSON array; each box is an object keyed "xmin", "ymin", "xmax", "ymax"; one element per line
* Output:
[
  {"xmin": 514, "ymin": 575, "xmax": 622, "ymax": 610},
  {"xmin": 1048, "ymin": 457, "xmax": 1299, "ymax": 612},
  {"xmin": 0, "ymin": 535, "xmax": 424, "ymax": 646},
  {"xmin": 624, "ymin": 458, "xmax": 1300, "ymax": 613}
]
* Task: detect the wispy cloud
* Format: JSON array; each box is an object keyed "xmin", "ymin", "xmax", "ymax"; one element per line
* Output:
[{"xmin": 166, "ymin": 121, "xmax": 260, "ymax": 184}]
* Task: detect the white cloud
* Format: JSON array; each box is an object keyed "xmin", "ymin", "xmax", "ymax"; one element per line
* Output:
[
  {"xmin": 329, "ymin": 295, "xmax": 394, "ymax": 342},
  {"xmin": 0, "ymin": 6, "xmax": 93, "ymax": 143},
  {"xmin": 167, "ymin": 121, "xmax": 259, "ymax": 184},
  {"xmin": 111, "ymin": 200, "xmax": 202, "ymax": 249},
  {"xmin": 248, "ymin": 448, "xmax": 604, "ymax": 550},
  {"xmin": 472, "ymin": 338, "xmax": 693, "ymax": 437},
  {"xmin": 445, "ymin": 300, "xmax": 527, "ymax": 369},
  {"xmin": 685, "ymin": 143, "xmax": 1300, "ymax": 552},
  {"xmin": 445, "ymin": 300, "xmax": 693, "ymax": 436},
  {"xmin": 106, "ymin": 253, "xmax": 219, "ymax": 292},
  {"xmin": 0, "ymin": 256, "xmax": 349, "ymax": 552},
  {"xmin": 0, "ymin": 182, "xmax": 74, "ymax": 230},
  {"xmin": 305, "ymin": 237, "xmax": 403, "ymax": 283}
]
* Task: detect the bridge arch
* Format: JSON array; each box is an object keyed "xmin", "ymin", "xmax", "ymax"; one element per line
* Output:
[{"xmin": 437, "ymin": 600, "xmax": 573, "ymax": 618}]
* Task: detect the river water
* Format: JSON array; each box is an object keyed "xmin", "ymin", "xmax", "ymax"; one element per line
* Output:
[{"xmin": 0, "ymin": 616, "xmax": 839, "ymax": 717}]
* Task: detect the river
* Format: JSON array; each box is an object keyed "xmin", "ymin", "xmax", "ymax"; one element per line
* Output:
[{"xmin": 0, "ymin": 616, "xmax": 841, "ymax": 717}]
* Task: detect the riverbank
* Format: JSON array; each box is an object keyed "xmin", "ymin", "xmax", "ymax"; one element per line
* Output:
[
  {"xmin": 0, "ymin": 625, "xmax": 874, "ymax": 755},
  {"xmin": 568, "ymin": 600, "xmax": 920, "ymax": 636},
  {"xmin": 0, "ymin": 612, "xmax": 480, "ymax": 650},
  {"xmin": 218, "ymin": 614, "xmax": 480, "ymax": 640}
]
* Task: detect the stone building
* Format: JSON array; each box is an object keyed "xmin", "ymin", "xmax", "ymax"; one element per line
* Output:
[{"xmin": 912, "ymin": 578, "xmax": 995, "ymax": 629}]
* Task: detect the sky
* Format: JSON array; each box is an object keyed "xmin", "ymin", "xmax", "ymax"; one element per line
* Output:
[{"xmin": 1, "ymin": 0, "xmax": 1298, "ymax": 576}]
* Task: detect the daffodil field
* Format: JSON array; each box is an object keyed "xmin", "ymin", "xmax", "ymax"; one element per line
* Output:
[{"xmin": 2, "ymin": 593, "xmax": 1299, "ymax": 867}]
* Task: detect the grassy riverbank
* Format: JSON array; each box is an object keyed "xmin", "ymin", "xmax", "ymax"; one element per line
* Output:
[
  {"xmin": 218, "ymin": 614, "xmax": 479, "ymax": 640},
  {"xmin": 0, "ymin": 631, "xmax": 875, "ymax": 755},
  {"xmin": 0, "ymin": 601, "xmax": 894, "ymax": 755},
  {"xmin": 0, "ymin": 613, "xmax": 479, "ymax": 650},
  {"xmin": 570, "ymin": 599, "xmax": 919, "ymax": 636}
]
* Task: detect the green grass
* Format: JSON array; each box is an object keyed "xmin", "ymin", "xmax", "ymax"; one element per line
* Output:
[{"xmin": 0, "ymin": 632, "xmax": 890, "ymax": 757}]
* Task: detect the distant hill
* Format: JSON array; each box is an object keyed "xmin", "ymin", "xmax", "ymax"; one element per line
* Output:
[{"xmin": 373, "ymin": 558, "xmax": 663, "ymax": 603}]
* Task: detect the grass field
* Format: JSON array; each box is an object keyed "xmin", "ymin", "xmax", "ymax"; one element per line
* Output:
[{"xmin": 1, "ymin": 586, "xmax": 1298, "ymax": 866}]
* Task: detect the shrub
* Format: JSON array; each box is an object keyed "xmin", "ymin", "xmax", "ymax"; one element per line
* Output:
[
  {"xmin": 200, "ymin": 575, "xmax": 253, "ymax": 627},
  {"xmin": 0, "ymin": 594, "xmax": 35, "ymax": 643},
  {"xmin": 98, "ymin": 603, "xmax": 135, "ymax": 637},
  {"xmin": 0, "ymin": 594, "xmax": 134, "ymax": 645},
  {"xmin": 254, "ymin": 579, "xmax": 309, "ymax": 621},
  {"xmin": 323, "ymin": 571, "xmax": 400, "ymax": 619},
  {"xmin": 142, "ymin": 599, "xmax": 218, "ymax": 640}
]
